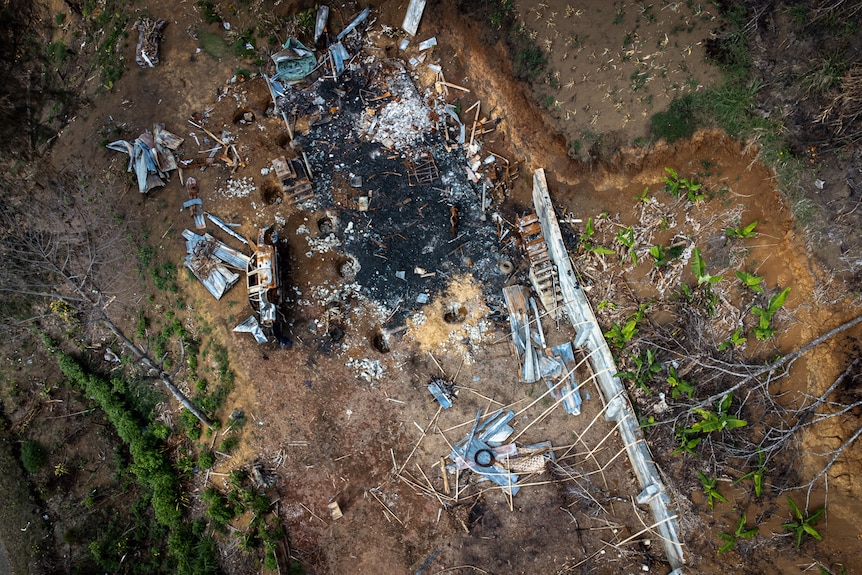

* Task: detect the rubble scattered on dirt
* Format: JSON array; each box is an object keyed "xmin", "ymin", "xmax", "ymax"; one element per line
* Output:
[
  {"xmin": 346, "ymin": 357, "xmax": 386, "ymax": 382},
  {"xmin": 217, "ymin": 176, "xmax": 256, "ymax": 198},
  {"xmin": 100, "ymin": 7, "xmax": 691, "ymax": 572}
]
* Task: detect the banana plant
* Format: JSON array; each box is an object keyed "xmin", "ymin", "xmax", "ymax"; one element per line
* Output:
[
  {"xmin": 726, "ymin": 220, "xmax": 758, "ymax": 238},
  {"xmin": 692, "ymin": 248, "xmax": 723, "ymax": 285},
  {"xmin": 690, "ymin": 405, "xmax": 746, "ymax": 433},
  {"xmin": 675, "ymin": 394, "xmax": 746, "ymax": 457},
  {"xmin": 681, "ymin": 176, "xmax": 706, "ymax": 202},
  {"xmin": 782, "ymin": 497, "xmax": 825, "ymax": 548},
  {"xmin": 582, "ymin": 217, "xmax": 595, "ymax": 242},
  {"xmin": 735, "ymin": 270, "xmax": 764, "ymax": 293},
  {"xmin": 666, "ymin": 365, "xmax": 694, "ymax": 399},
  {"xmin": 673, "ymin": 428, "xmax": 701, "ymax": 456},
  {"xmin": 718, "ymin": 327, "xmax": 747, "ymax": 351},
  {"xmin": 697, "ymin": 470, "xmax": 728, "ymax": 509},
  {"xmin": 604, "ymin": 303, "xmax": 650, "ymax": 349},
  {"xmin": 663, "ymin": 167, "xmax": 706, "ymax": 202},
  {"xmin": 649, "ymin": 243, "xmax": 685, "ymax": 267},
  {"xmin": 580, "ymin": 217, "xmax": 616, "ymax": 256},
  {"xmin": 690, "ymin": 392, "xmax": 747, "ymax": 434},
  {"xmin": 663, "ymin": 167, "xmax": 682, "ymax": 198},
  {"xmin": 624, "ymin": 347, "xmax": 663, "ymax": 393},
  {"xmin": 734, "ymin": 448, "xmax": 766, "ymax": 497},
  {"xmin": 752, "ymin": 286, "xmax": 791, "ymax": 340},
  {"xmin": 717, "ymin": 513, "xmax": 758, "ymax": 553},
  {"xmin": 605, "ymin": 319, "xmax": 638, "ymax": 349},
  {"xmin": 634, "ymin": 186, "xmax": 651, "ymax": 203},
  {"xmin": 615, "ymin": 226, "xmax": 638, "ymax": 265}
]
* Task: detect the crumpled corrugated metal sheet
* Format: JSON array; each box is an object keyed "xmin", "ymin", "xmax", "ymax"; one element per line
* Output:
[
  {"xmin": 107, "ymin": 124, "xmax": 183, "ymax": 193},
  {"xmin": 233, "ymin": 316, "xmax": 269, "ymax": 344},
  {"xmin": 182, "ymin": 229, "xmax": 249, "ymax": 299}
]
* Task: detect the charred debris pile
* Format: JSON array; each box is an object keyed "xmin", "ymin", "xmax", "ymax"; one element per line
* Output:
[
  {"xmin": 126, "ymin": 6, "xmax": 525, "ymax": 346},
  {"xmin": 279, "ymin": 65, "xmax": 513, "ymax": 322},
  {"xmin": 260, "ymin": 9, "xmax": 522, "ymax": 338}
]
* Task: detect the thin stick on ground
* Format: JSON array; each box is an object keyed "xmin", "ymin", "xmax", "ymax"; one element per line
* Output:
[
  {"xmin": 416, "ymin": 462, "xmax": 446, "ymax": 508},
  {"xmin": 299, "ymin": 502, "xmax": 325, "ymax": 524},
  {"xmin": 398, "ymin": 405, "xmax": 443, "ymax": 475},
  {"xmin": 369, "ymin": 489, "xmax": 404, "ymax": 526}
]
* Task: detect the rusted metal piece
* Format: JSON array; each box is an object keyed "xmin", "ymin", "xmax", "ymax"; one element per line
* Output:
[
  {"xmin": 272, "ymin": 156, "xmax": 314, "ymax": 205},
  {"xmin": 205, "ymin": 212, "xmax": 248, "ymax": 246},
  {"xmin": 183, "ymin": 177, "xmax": 206, "ymax": 230},
  {"xmin": 183, "ymin": 230, "xmax": 249, "ymax": 299},
  {"xmin": 247, "ymin": 227, "xmax": 282, "ymax": 327},
  {"xmin": 516, "ymin": 213, "xmax": 562, "ymax": 319},
  {"xmin": 405, "ymin": 154, "xmax": 439, "ymax": 186},
  {"xmin": 503, "ymin": 285, "xmax": 539, "ymax": 382},
  {"xmin": 107, "ymin": 124, "xmax": 183, "ymax": 193},
  {"xmin": 234, "ymin": 316, "xmax": 269, "ymax": 344}
]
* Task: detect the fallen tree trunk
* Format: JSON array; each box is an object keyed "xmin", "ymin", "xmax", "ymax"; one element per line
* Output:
[{"xmin": 100, "ymin": 310, "xmax": 214, "ymax": 429}]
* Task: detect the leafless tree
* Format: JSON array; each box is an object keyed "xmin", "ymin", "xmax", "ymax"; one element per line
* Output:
[{"xmin": 0, "ymin": 167, "xmax": 213, "ymax": 427}]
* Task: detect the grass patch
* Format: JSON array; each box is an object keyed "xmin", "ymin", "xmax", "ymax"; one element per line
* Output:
[
  {"xmin": 198, "ymin": 29, "xmax": 229, "ymax": 60},
  {"xmin": 651, "ymin": 94, "xmax": 699, "ymax": 142},
  {"xmin": 82, "ymin": 0, "xmax": 129, "ymax": 88},
  {"xmin": 20, "ymin": 439, "xmax": 48, "ymax": 473}
]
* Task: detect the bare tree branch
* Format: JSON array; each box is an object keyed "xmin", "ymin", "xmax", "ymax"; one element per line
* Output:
[
  {"xmin": 696, "ymin": 314, "xmax": 862, "ymax": 408},
  {"xmin": 0, "ymin": 168, "xmax": 214, "ymax": 429}
]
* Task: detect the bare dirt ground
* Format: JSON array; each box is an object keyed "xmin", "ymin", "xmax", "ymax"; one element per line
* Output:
[{"xmin": 1, "ymin": 1, "xmax": 861, "ymax": 575}]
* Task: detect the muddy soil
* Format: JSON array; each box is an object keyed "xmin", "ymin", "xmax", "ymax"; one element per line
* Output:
[{"xmin": 2, "ymin": 1, "xmax": 861, "ymax": 574}]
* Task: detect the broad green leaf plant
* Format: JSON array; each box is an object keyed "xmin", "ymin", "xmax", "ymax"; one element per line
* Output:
[
  {"xmin": 782, "ymin": 497, "xmax": 825, "ymax": 548},
  {"xmin": 752, "ymin": 286, "xmax": 791, "ymax": 340},
  {"xmin": 726, "ymin": 220, "xmax": 758, "ymax": 238},
  {"xmin": 717, "ymin": 513, "xmax": 758, "ymax": 553},
  {"xmin": 697, "ymin": 470, "xmax": 728, "ymax": 509}
]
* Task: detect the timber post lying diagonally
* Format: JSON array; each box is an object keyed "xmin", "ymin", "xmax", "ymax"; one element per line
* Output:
[{"xmin": 531, "ymin": 168, "xmax": 686, "ymax": 573}]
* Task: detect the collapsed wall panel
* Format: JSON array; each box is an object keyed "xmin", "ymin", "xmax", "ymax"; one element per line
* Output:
[{"xmin": 531, "ymin": 169, "xmax": 685, "ymax": 572}]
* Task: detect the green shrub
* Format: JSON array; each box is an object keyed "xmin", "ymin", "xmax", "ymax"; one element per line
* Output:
[
  {"xmin": 219, "ymin": 435, "xmax": 239, "ymax": 453},
  {"xmin": 198, "ymin": 451, "xmax": 215, "ymax": 470},
  {"xmin": 294, "ymin": 7, "xmax": 316, "ymax": 37},
  {"xmin": 231, "ymin": 30, "xmax": 256, "ymax": 58},
  {"xmin": 202, "ymin": 487, "xmax": 235, "ymax": 526},
  {"xmin": 651, "ymin": 94, "xmax": 699, "ymax": 142},
  {"xmin": 514, "ymin": 46, "xmax": 546, "ymax": 81},
  {"xmin": 46, "ymin": 40, "xmax": 69, "ymax": 65},
  {"xmin": 21, "ymin": 439, "xmax": 47, "ymax": 473},
  {"xmin": 54, "ymin": 353, "xmax": 224, "ymax": 574},
  {"xmin": 196, "ymin": 1, "xmax": 222, "ymax": 23},
  {"xmin": 180, "ymin": 409, "xmax": 202, "ymax": 441}
]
